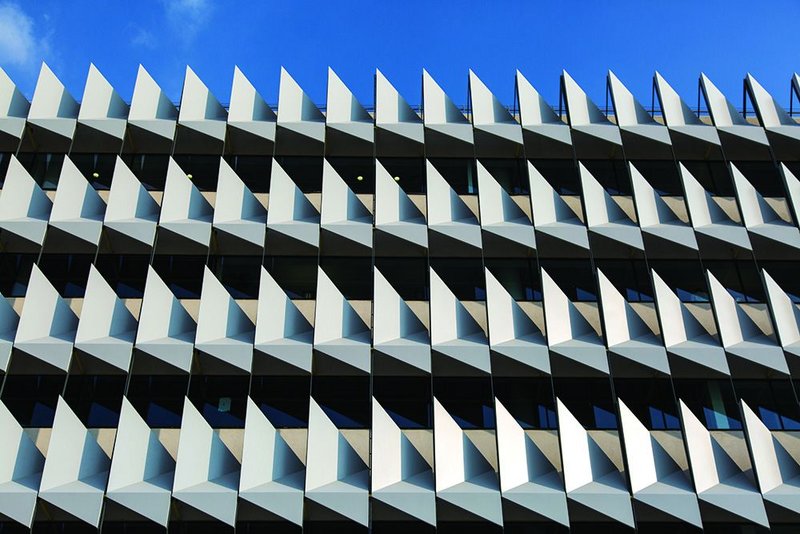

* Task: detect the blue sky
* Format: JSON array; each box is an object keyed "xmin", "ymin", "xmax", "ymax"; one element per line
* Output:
[{"xmin": 1, "ymin": 0, "xmax": 798, "ymax": 112}]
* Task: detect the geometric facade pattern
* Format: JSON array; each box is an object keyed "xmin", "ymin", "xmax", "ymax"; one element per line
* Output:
[{"xmin": 1, "ymin": 63, "xmax": 800, "ymax": 533}]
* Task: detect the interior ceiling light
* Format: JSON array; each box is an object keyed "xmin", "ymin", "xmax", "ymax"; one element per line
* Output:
[{"xmin": 356, "ymin": 175, "xmax": 364, "ymax": 181}]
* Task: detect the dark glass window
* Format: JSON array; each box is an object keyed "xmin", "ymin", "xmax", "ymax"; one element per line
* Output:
[
  {"xmin": 434, "ymin": 376, "xmax": 494, "ymax": 429},
  {"xmin": 531, "ymin": 159, "xmax": 580, "ymax": 195},
  {"xmin": 250, "ymin": 375, "xmax": 310, "ymax": 427},
  {"xmin": 319, "ymin": 257, "xmax": 373, "ymax": 300},
  {"xmin": 480, "ymin": 158, "xmax": 529, "ymax": 194},
  {"xmin": 224, "ymin": 154, "xmax": 271, "ymax": 193},
  {"xmin": 484, "ymin": 258, "xmax": 541, "ymax": 301},
  {"xmin": 1, "ymin": 374, "xmax": 65, "ymax": 427},
  {"xmin": 705, "ymin": 259, "xmax": 764, "ymax": 303},
  {"xmin": 0, "ymin": 152, "xmax": 14, "ymax": 187},
  {"xmin": 595, "ymin": 259, "xmax": 653, "ymax": 302},
  {"xmin": 539, "ymin": 259, "xmax": 596, "ymax": 301},
  {"xmin": 581, "ymin": 159, "xmax": 631, "ymax": 195},
  {"xmin": 17, "ymin": 152, "xmax": 65, "ymax": 190},
  {"xmin": 172, "ymin": 154, "xmax": 220, "ymax": 191},
  {"xmin": 430, "ymin": 257, "xmax": 485, "ymax": 300},
  {"xmin": 630, "ymin": 160, "xmax": 683, "ymax": 196},
  {"xmin": 553, "ymin": 378, "xmax": 617, "ymax": 429},
  {"xmin": 0, "ymin": 253, "xmax": 36, "ymax": 296},
  {"xmin": 649, "ymin": 259, "xmax": 708, "ymax": 302},
  {"xmin": 69, "ymin": 153, "xmax": 117, "ymax": 190},
  {"xmin": 732, "ymin": 160, "xmax": 785, "ymax": 197},
  {"xmin": 208, "ymin": 255, "xmax": 262, "ymax": 298},
  {"xmin": 37, "ymin": 254, "xmax": 94, "ymax": 298},
  {"xmin": 429, "ymin": 158, "xmax": 478, "ymax": 195},
  {"xmin": 121, "ymin": 153, "xmax": 169, "ymax": 190},
  {"xmin": 274, "ymin": 156, "xmax": 323, "ymax": 193},
  {"xmin": 94, "ymin": 254, "xmax": 149, "ymax": 298},
  {"xmin": 373, "ymin": 376, "xmax": 432, "ymax": 428},
  {"xmin": 188, "ymin": 375, "xmax": 249, "ymax": 428},
  {"xmin": 374, "ymin": 257, "xmax": 429, "ymax": 300},
  {"xmin": 673, "ymin": 379, "xmax": 741, "ymax": 430},
  {"xmin": 372, "ymin": 522, "xmax": 436, "ymax": 534},
  {"xmin": 734, "ymin": 379, "xmax": 800, "ymax": 430},
  {"xmin": 312, "ymin": 375, "xmax": 370, "ymax": 428},
  {"xmin": 760, "ymin": 261, "xmax": 800, "ymax": 302},
  {"xmin": 614, "ymin": 378, "xmax": 680, "ymax": 430},
  {"xmin": 63, "ymin": 374, "xmax": 125, "ymax": 427},
  {"xmin": 151, "ymin": 255, "xmax": 206, "ymax": 298},
  {"xmin": 379, "ymin": 157, "xmax": 425, "ymax": 194},
  {"xmin": 681, "ymin": 160, "xmax": 734, "ymax": 196},
  {"xmin": 327, "ymin": 157, "xmax": 375, "ymax": 194},
  {"xmin": 235, "ymin": 522, "xmax": 301, "ymax": 534},
  {"xmin": 264, "ymin": 255, "xmax": 317, "ymax": 299},
  {"xmin": 126, "ymin": 374, "xmax": 188, "ymax": 427},
  {"xmin": 494, "ymin": 377, "xmax": 556, "ymax": 429}
]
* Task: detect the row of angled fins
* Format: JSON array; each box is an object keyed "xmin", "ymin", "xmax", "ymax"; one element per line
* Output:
[{"xmin": 0, "ymin": 390, "xmax": 797, "ymax": 529}]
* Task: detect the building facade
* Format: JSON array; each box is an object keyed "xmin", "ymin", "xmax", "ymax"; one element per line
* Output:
[{"xmin": 0, "ymin": 63, "xmax": 799, "ymax": 533}]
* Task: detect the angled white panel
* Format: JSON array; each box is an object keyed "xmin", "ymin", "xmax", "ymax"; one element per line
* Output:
[
  {"xmin": 784, "ymin": 163, "xmax": 800, "ymax": 233},
  {"xmin": 477, "ymin": 161, "xmax": 535, "ymax": 248},
  {"xmin": 495, "ymin": 399, "xmax": 568, "ymax": 526},
  {"xmin": 128, "ymin": 65, "xmax": 178, "ymax": 141},
  {"xmin": 313, "ymin": 267, "xmax": 371, "ymax": 373},
  {"xmin": 178, "ymin": 66, "xmax": 227, "ymax": 141},
  {"xmin": 597, "ymin": 270, "xmax": 669, "ymax": 374},
  {"xmin": 266, "ymin": 159, "xmax": 320, "ymax": 247},
  {"xmin": 374, "ymin": 160, "xmax": 427, "ymax": 248},
  {"xmin": 159, "ymin": 158, "xmax": 213, "ymax": 246},
  {"xmin": 700, "ymin": 73, "xmax": 768, "ymax": 145},
  {"xmin": 528, "ymin": 162, "xmax": 589, "ymax": 249},
  {"xmin": 320, "ymin": 159, "xmax": 372, "ymax": 248},
  {"xmin": 106, "ymin": 399, "xmax": 174, "ymax": 526},
  {"xmin": 75, "ymin": 266, "xmax": 137, "ymax": 371},
  {"xmin": 579, "ymin": 162, "xmax": 643, "ymax": 250},
  {"xmin": 426, "ymin": 160, "xmax": 481, "ymax": 248},
  {"xmin": 326, "ymin": 68, "xmax": 373, "ymax": 143},
  {"xmin": 372, "ymin": 399, "xmax": 436, "ymax": 525},
  {"xmin": 104, "ymin": 155, "xmax": 160, "ymax": 246},
  {"xmin": 134, "ymin": 266, "xmax": 196, "ymax": 373},
  {"xmin": 651, "ymin": 270, "xmax": 729, "ymax": 375},
  {"xmin": 276, "ymin": 67, "xmax": 325, "ymax": 143},
  {"xmin": 228, "ymin": 66, "xmax": 276, "ymax": 141},
  {"xmin": 39, "ymin": 398, "xmax": 109, "ymax": 527},
  {"xmin": 484, "ymin": 268, "xmax": 549, "ymax": 373},
  {"xmin": 607, "ymin": 70, "xmax": 670, "ymax": 145},
  {"xmin": 375, "ymin": 69, "xmax": 423, "ymax": 144},
  {"xmin": 731, "ymin": 162, "xmax": 800, "ymax": 248},
  {"xmin": 746, "ymin": 74, "xmax": 798, "ymax": 130},
  {"xmin": 654, "ymin": 72, "xmax": 720, "ymax": 145},
  {"xmin": 14, "ymin": 265, "xmax": 78, "ymax": 371},
  {"xmin": 0, "ymin": 155, "xmax": 51, "ymax": 244},
  {"xmin": 680, "ymin": 162, "xmax": 751, "ymax": 250},
  {"xmin": 78, "ymin": 63, "xmax": 128, "ymax": 139},
  {"xmin": 741, "ymin": 400, "xmax": 800, "ymax": 514},
  {"xmin": 762, "ymin": 269, "xmax": 800, "ymax": 360},
  {"xmin": 630, "ymin": 162, "xmax": 697, "ymax": 249},
  {"xmin": 469, "ymin": 70, "xmax": 522, "ymax": 144},
  {"xmin": 557, "ymin": 399, "xmax": 634, "ymax": 527},
  {"xmin": 305, "ymin": 399, "xmax": 369, "ymax": 526},
  {"xmin": 433, "ymin": 399, "xmax": 503, "ymax": 525},
  {"xmin": 173, "ymin": 399, "xmax": 240, "ymax": 526},
  {"xmin": 213, "ymin": 157, "xmax": 266, "ymax": 247},
  {"xmin": 0, "ymin": 67, "xmax": 29, "ymax": 140},
  {"xmin": 422, "ymin": 70, "xmax": 473, "ymax": 145},
  {"xmin": 0, "ymin": 401, "xmax": 44, "ymax": 527},
  {"xmin": 680, "ymin": 400, "xmax": 769, "ymax": 527},
  {"xmin": 254, "ymin": 267, "xmax": 313, "ymax": 373},
  {"xmin": 541, "ymin": 269, "xmax": 608, "ymax": 374},
  {"xmin": 516, "ymin": 70, "xmax": 571, "ymax": 145},
  {"xmin": 28, "ymin": 63, "xmax": 78, "ymax": 139},
  {"xmin": 0, "ymin": 291, "xmax": 17, "ymax": 372},
  {"xmin": 373, "ymin": 268, "xmax": 430, "ymax": 373},
  {"xmin": 240, "ymin": 398, "xmax": 305, "ymax": 525},
  {"xmin": 49, "ymin": 156, "xmax": 106, "ymax": 245},
  {"xmin": 195, "ymin": 267, "xmax": 254, "ymax": 372},
  {"xmin": 707, "ymin": 270, "xmax": 788, "ymax": 374},
  {"xmin": 561, "ymin": 70, "xmax": 621, "ymax": 145},
  {"xmin": 430, "ymin": 268, "xmax": 490, "ymax": 374}
]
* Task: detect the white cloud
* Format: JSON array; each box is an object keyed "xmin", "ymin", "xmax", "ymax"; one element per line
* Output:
[
  {"xmin": 0, "ymin": 3, "xmax": 49, "ymax": 69},
  {"xmin": 163, "ymin": 0, "xmax": 213, "ymax": 44},
  {"xmin": 131, "ymin": 27, "xmax": 157, "ymax": 49}
]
